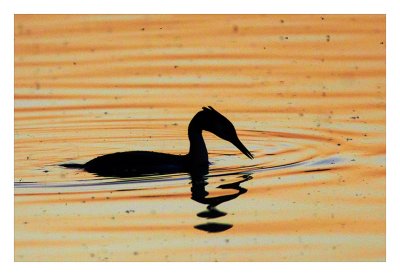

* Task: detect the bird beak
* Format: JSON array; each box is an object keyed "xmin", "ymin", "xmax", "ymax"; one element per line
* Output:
[{"xmin": 232, "ymin": 137, "xmax": 254, "ymax": 159}]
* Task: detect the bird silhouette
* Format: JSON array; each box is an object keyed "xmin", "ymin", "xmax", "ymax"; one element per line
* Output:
[{"xmin": 61, "ymin": 106, "xmax": 253, "ymax": 177}]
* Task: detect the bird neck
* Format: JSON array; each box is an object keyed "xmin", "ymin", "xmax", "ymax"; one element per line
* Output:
[{"xmin": 187, "ymin": 113, "xmax": 208, "ymax": 167}]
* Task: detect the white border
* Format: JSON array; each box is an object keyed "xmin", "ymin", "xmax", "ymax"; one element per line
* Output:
[
  {"xmin": 2, "ymin": 0, "xmax": 399, "ymax": 275},
  {"xmin": 1, "ymin": 0, "xmax": 393, "ymax": 14}
]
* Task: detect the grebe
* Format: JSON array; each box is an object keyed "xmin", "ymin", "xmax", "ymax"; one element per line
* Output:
[{"xmin": 61, "ymin": 106, "xmax": 253, "ymax": 177}]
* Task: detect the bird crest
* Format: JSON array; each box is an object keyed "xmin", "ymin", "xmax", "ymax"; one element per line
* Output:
[{"xmin": 202, "ymin": 106, "xmax": 221, "ymax": 116}]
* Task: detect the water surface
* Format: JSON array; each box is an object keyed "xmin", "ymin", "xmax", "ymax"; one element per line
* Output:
[{"xmin": 14, "ymin": 14, "xmax": 385, "ymax": 261}]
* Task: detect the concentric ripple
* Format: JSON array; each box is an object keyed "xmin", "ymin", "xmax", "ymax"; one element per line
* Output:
[{"xmin": 15, "ymin": 127, "xmax": 344, "ymax": 193}]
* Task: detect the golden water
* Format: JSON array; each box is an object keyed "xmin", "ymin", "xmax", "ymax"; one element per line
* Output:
[{"xmin": 14, "ymin": 15, "xmax": 385, "ymax": 261}]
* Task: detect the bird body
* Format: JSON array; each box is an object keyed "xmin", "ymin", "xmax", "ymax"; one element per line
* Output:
[{"xmin": 84, "ymin": 151, "xmax": 188, "ymax": 177}]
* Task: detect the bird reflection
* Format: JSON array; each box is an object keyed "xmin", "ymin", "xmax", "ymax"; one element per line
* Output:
[{"xmin": 190, "ymin": 172, "xmax": 252, "ymax": 233}]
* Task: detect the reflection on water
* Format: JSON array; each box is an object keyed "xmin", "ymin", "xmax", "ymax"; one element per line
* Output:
[
  {"xmin": 14, "ymin": 14, "xmax": 385, "ymax": 261},
  {"xmin": 191, "ymin": 173, "xmax": 251, "ymax": 233}
]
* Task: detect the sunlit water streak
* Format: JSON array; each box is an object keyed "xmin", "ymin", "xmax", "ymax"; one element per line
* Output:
[{"xmin": 14, "ymin": 14, "xmax": 385, "ymax": 261}]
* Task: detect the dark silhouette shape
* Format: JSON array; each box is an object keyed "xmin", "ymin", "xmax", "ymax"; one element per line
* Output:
[
  {"xmin": 191, "ymin": 173, "xmax": 251, "ymax": 233},
  {"xmin": 196, "ymin": 206, "xmax": 227, "ymax": 219},
  {"xmin": 61, "ymin": 106, "xmax": 253, "ymax": 177},
  {"xmin": 194, "ymin": 223, "xmax": 233, "ymax": 233}
]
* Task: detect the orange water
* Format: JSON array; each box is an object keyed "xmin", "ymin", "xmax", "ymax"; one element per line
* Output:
[{"xmin": 14, "ymin": 14, "xmax": 385, "ymax": 261}]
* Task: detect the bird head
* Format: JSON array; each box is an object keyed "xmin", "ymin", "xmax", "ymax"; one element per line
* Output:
[{"xmin": 199, "ymin": 106, "xmax": 253, "ymax": 159}]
